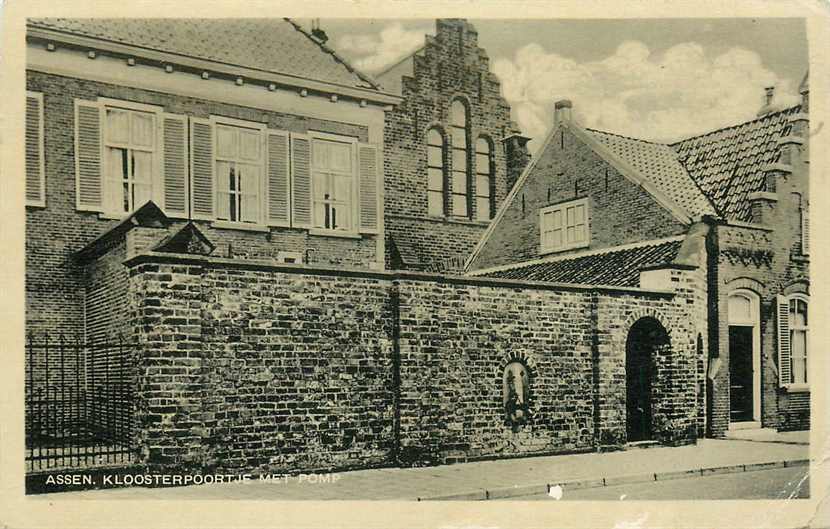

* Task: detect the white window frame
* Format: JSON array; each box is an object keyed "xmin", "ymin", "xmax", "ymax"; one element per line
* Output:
[
  {"xmin": 210, "ymin": 116, "xmax": 267, "ymax": 227},
  {"xmin": 539, "ymin": 197, "xmax": 590, "ymax": 254},
  {"xmin": 26, "ymin": 91, "xmax": 46, "ymax": 208},
  {"xmin": 309, "ymin": 130, "xmax": 359, "ymax": 234},
  {"xmin": 787, "ymin": 294, "xmax": 809, "ymax": 391},
  {"xmin": 99, "ymin": 98, "xmax": 163, "ymax": 218}
]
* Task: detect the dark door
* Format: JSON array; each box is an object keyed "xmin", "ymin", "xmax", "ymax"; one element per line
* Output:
[
  {"xmin": 729, "ymin": 326, "xmax": 754, "ymax": 422},
  {"xmin": 626, "ymin": 342, "xmax": 652, "ymax": 442}
]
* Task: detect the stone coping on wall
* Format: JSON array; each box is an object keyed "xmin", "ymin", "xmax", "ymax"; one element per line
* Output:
[{"xmin": 124, "ymin": 250, "xmax": 676, "ymax": 298}]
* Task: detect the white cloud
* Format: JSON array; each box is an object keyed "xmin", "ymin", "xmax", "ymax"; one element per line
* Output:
[
  {"xmin": 493, "ymin": 40, "xmax": 799, "ymax": 150},
  {"xmin": 337, "ymin": 23, "xmax": 426, "ymax": 73}
]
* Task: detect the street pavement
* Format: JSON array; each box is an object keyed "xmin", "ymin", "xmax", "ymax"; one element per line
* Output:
[
  {"xmin": 499, "ymin": 466, "xmax": 809, "ymax": 501},
  {"xmin": 40, "ymin": 436, "xmax": 810, "ymax": 501}
]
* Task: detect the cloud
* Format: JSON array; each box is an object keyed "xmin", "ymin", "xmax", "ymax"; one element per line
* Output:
[
  {"xmin": 337, "ymin": 23, "xmax": 426, "ymax": 73},
  {"xmin": 493, "ymin": 40, "xmax": 799, "ymax": 150}
]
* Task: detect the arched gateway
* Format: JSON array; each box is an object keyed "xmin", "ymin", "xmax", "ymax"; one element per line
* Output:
[{"xmin": 625, "ymin": 317, "xmax": 671, "ymax": 442}]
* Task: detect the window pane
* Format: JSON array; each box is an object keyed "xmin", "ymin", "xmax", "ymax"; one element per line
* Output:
[
  {"xmin": 476, "ymin": 197, "xmax": 491, "ymax": 221},
  {"xmin": 476, "ymin": 174, "xmax": 491, "ymax": 197},
  {"xmin": 132, "ymin": 150, "xmax": 153, "ymax": 183},
  {"xmin": 105, "ymin": 147, "xmax": 127, "ymax": 212},
  {"xmin": 452, "ymin": 149, "xmax": 467, "ymax": 171},
  {"xmin": 333, "ymin": 174, "xmax": 352, "ymax": 203},
  {"xmin": 451, "ymin": 100, "xmax": 466, "ymax": 127},
  {"xmin": 328, "ymin": 142, "xmax": 352, "ymax": 172},
  {"xmin": 428, "ymin": 168, "xmax": 444, "ymax": 192},
  {"xmin": 216, "ymin": 161, "xmax": 231, "ymax": 220},
  {"xmin": 133, "ymin": 182, "xmax": 152, "ymax": 210},
  {"xmin": 452, "ymin": 171, "xmax": 467, "ymax": 194},
  {"xmin": 729, "ymin": 295, "xmax": 751, "ymax": 323},
  {"xmin": 575, "ymin": 204, "xmax": 585, "ymax": 224},
  {"xmin": 452, "ymin": 127, "xmax": 466, "ymax": 149},
  {"xmin": 241, "ymin": 192, "xmax": 259, "ymax": 223},
  {"xmin": 106, "ymin": 109, "xmax": 130, "ymax": 144},
  {"xmin": 552, "ymin": 228, "xmax": 562, "ymax": 248},
  {"xmin": 313, "ymin": 172, "xmax": 331, "ymax": 201},
  {"xmin": 331, "ymin": 203, "xmax": 351, "ymax": 230},
  {"xmin": 313, "ymin": 201, "xmax": 328, "ymax": 228},
  {"xmin": 239, "ymin": 130, "xmax": 260, "ymax": 161},
  {"xmin": 239, "ymin": 164, "xmax": 259, "ymax": 194},
  {"xmin": 791, "ymin": 329, "xmax": 807, "ymax": 383},
  {"xmin": 476, "ymin": 137, "xmax": 490, "ymax": 154},
  {"xmin": 552, "ymin": 210, "xmax": 562, "ymax": 229},
  {"xmin": 427, "ymin": 129, "xmax": 443, "ymax": 147},
  {"xmin": 566, "ymin": 206, "xmax": 575, "ymax": 226},
  {"xmin": 574, "ymin": 224, "xmax": 585, "ymax": 242},
  {"xmin": 790, "ymin": 299, "xmax": 808, "ymax": 327},
  {"xmin": 476, "ymin": 153, "xmax": 490, "ymax": 174},
  {"xmin": 216, "ymin": 126, "xmax": 238, "ymax": 158},
  {"xmin": 428, "ymin": 145, "xmax": 443, "ymax": 167},
  {"xmin": 452, "ymin": 194, "xmax": 468, "ymax": 216},
  {"xmin": 428, "ymin": 191, "xmax": 443, "ymax": 216},
  {"xmin": 131, "ymin": 112, "xmax": 154, "ymax": 148},
  {"xmin": 567, "ymin": 225, "xmax": 575, "ymax": 243}
]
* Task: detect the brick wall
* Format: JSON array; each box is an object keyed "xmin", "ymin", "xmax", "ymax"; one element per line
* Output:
[
  {"xmin": 25, "ymin": 70, "xmax": 378, "ymax": 337},
  {"xmin": 383, "ymin": 19, "xmax": 516, "ymax": 271},
  {"xmin": 122, "ymin": 248, "xmax": 701, "ymax": 473},
  {"xmin": 469, "ymin": 127, "xmax": 688, "ymax": 271}
]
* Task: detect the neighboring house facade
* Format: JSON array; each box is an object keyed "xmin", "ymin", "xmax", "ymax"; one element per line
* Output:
[
  {"xmin": 468, "ymin": 80, "xmax": 810, "ymax": 437},
  {"xmin": 376, "ymin": 19, "xmax": 530, "ymax": 272},
  {"xmin": 25, "ymin": 18, "xmax": 399, "ymax": 337}
]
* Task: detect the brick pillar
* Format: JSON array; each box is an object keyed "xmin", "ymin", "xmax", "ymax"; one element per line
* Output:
[
  {"xmin": 128, "ymin": 256, "xmax": 206, "ymax": 472},
  {"xmin": 502, "ymin": 132, "xmax": 531, "ymax": 193}
]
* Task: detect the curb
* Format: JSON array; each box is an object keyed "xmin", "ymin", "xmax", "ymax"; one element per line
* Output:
[{"xmin": 416, "ymin": 458, "xmax": 810, "ymax": 501}]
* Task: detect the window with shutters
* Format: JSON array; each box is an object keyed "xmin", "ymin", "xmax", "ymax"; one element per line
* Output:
[
  {"xmin": 789, "ymin": 296, "xmax": 809, "ymax": 386},
  {"xmin": 426, "ymin": 127, "xmax": 445, "ymax": 217},
  {"xmin": 539, "ymin": 198, "xmax": 590, "ymax": 254},
  {"xmin": 25, "ymin": 91, "xmax": 45, "ymax": 207},
  {"xmin": 311, "ymin": 133, "xmax": 357, "ymax": 232},
  {"xmin": 101, "ymin": 101, "xmax": 161, "ymax": 216},
  {"xmin": 475, "ymin": 136, "xmax": 494, "ymax": 221},
  {"xmin": 214, "ymin": 122, "xmax": 264, "ymax": 225},
  {"xmin": 450, "ymin": 100, "xmax": 470, "ymax": 218}
]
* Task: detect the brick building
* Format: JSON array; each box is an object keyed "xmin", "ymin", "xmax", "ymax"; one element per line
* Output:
[
  {"xmin": 468, "ymin": 79, "xmax": 811, "ymax": 437},
  {"xmin": 376, "ymin": 19, "xmax": 530, "ymax": 272},
  {"xmin": 22, "ymin": 17, "xmax": 758, "ymax": 482}
]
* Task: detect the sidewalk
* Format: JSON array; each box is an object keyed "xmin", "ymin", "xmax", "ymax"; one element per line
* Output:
[{"xmin": 46, "ymin": 438, "xmax": 809, "ymax": 501}]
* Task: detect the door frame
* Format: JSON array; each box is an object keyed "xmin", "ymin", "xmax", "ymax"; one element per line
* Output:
[{"xmin": 727, "ymin": 290, "xmax": 761, "ymax": 424}]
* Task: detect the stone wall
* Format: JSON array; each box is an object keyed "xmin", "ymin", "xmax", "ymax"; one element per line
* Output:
[{"xmin": 121, "ymin": 249, "xmax": 702, "ymax": 474}]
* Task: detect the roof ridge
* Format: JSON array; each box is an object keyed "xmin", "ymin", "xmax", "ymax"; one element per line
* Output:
[
  {"xmin": 283, "ymin": 18, "xmax": 381, "ymax": 90},
  {"xmin": 670, "ymin": 104, "xmax": 802, "ymax": 146},
  {"xmin": 468, "ymin": 236, "xmax": 685, "ymax": 277},
  {"xmin": 584, "ymin": 127, "xmax": 669, "ymax": 146}
]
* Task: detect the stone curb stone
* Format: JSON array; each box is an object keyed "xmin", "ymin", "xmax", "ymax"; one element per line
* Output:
[{"xmin": 486, "ymin": 483, "xmax": 549, "ymax": 500}]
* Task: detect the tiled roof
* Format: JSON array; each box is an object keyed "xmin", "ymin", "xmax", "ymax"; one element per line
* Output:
[
  {"xmin": 480, "ymin": 239, "xmax": 683, "ymax": 287},
  {"xmin": 584, "ymin": 129, "xmax": 717, "ymax": 218},
  {"xmin": 671, "ymin": 105, "xmax": 801, "ymax": 222},
  {"xmin": 28, "ymin": 18, "xmax": 379, "ymax": 90}
]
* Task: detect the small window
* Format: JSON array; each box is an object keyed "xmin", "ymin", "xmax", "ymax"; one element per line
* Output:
[
  {"xmin": 215, "ymin": 123, "xmax": 263, "ymax": 224},
  {"xmin": 539, "ymin": 198, "xmax": 590, "ymax": 253},
  {"xmin": 450, "ymin": 100, "xmax": 469, "ymax": 218},
  {"xmin": 103, "ymin": 105, "xmax": 158, "ymax": 215},
  {"xmin": 311, "ymin": 135, "xmax": 356, "ymax": 232},
  {"xmin": 426, "ymin": 128, "xmax": 445, "ymax": 217},
  {"xmin": 789, "ymin": 297, "xmax": 808, "ymax": 385},
  {"xmin": 475, "ymin": 137, "xmax": 493, "ymax": 221}
]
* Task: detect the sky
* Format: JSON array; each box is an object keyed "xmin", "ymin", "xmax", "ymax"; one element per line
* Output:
[{"xmin": 304, "ymin": 18, "xmax": 808, "ymax": 149}]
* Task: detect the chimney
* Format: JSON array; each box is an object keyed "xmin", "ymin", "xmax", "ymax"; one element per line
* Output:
[
  {"xmin": 311, "ymin": 19, "xmax": 328, "ymax": 44},
  {"xmin": 502, "ymin": 124, "xmax": 531, "ymax": 193},
  {"xmin": 554, "ymin": 99, "xmax": 572, "ymax": 124},
  {"xmin": 756, "ymin": 86, "xmax": 777, "ymax": 117}
]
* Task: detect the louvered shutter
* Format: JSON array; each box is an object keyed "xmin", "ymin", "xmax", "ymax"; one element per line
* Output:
[
  {"xmin": 161, "ymin": 113, "xmax": 188, "ymax": 218},
  {"xmin": 777, "ymin": 295, "xmax": 791, "ymax": 386},
  {"xmin": 25, "ymin": 92, "xmax": 45, "ymax": 207},
  {"xmin": 266, "ymin": 130, "xmax": 290, "ymax": 226},
  {"xmin": 74, "ymin": 99, "xmax": 103, "ymax": 212},
  {"xmin": 290, "ymin": 133, "xmax": 312, "ymax": 228},
  {"xmin": 358, "ymin": 143, "xmax": 380, "ymax": 234},
  {"xmin": 189, "ymin": 117, "xmax": 214, "ymax": 220},
  {"xmin": 802, "ymin": 209, "xmax": 810, "ymax": 255}
]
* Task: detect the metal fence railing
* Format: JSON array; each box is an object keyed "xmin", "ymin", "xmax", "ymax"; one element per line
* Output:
[{"xmin": 25, "ymin": 333, "xmax": 137, "ymax": 472}]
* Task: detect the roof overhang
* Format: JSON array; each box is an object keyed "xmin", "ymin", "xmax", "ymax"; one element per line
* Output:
[{"xmin": 27, "ymin": 27, "xmax": 403, "ymax": 107}]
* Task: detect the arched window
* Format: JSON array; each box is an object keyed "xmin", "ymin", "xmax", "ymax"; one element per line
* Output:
[
  {"xmin": 475, "ymin": 137, "xmax": 494, "ymax": 221},
  {"xmin": 450, "ymin": 100, "xmax": 469, "ymax": 218},
  {"xmin": 426, "ymin": 128, "xmax": 445, "ymax": 217},
  {"xmin": 788, "ymin": 296, "xmax": 809, "ymax": 384}
]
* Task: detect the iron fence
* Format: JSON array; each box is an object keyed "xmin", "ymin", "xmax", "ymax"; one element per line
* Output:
[{"xmin": 25, "ymin": 333, "xmax": 137, "ymax": 472}]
